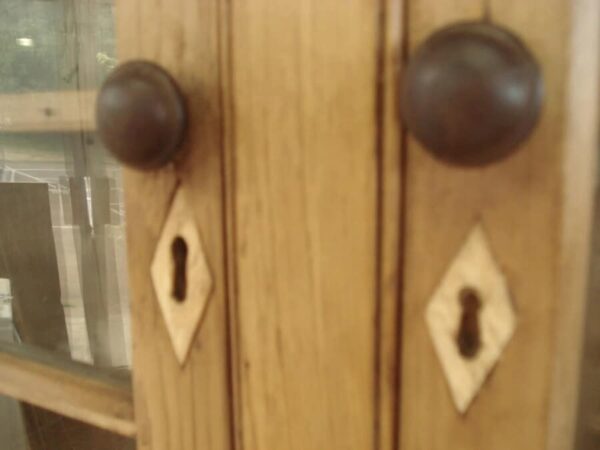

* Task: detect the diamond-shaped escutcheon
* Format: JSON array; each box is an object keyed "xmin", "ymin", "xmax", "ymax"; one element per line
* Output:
[
  {"xmin": 151, "ymin": 187, "xmax": 213, "ymax": 365},
  {"xmin": 425, "ymin": 224, "xmax": 516, "ymax": 414}
]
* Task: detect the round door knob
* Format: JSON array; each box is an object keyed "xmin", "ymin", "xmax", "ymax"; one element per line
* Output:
[
  {"xmin": 96, "ymin": 60, "xmax": 187, "ymax": 170},
  {"xmin": 401, "ymin": 22, "xmax": 543, "ymax": 166}
]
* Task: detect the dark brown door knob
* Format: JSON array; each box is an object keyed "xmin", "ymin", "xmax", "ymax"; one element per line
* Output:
[
  {"xmin": 401, "ymin": 22, "xmax": 543, "ymax": 166},
  {"xmin": 96, "ymin": 60, "xmax": 187, "ymax": 170}
]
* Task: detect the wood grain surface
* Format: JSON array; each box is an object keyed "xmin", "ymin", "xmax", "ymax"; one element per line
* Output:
[
  {"xmin": 116, "ymin": 0, "xmax": 233, "ymax": 448},
  {"xmin": 224, "ymin": 0, "xmax": 391, "ymax": 449},
  {"xmin": 399, "ymin": 1, "xmax": 599, "ymax": 450}
]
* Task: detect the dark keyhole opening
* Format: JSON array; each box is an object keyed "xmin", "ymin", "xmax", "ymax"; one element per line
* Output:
[
  {"xmin": 171, "ymin": 236, "xmax": 188, "ymax": 302},
  {"xmin": 456, "ymin": 287, "xmax": 482, "ymax": 359}
]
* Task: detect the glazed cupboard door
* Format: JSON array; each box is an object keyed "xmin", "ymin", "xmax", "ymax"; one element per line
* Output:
[
  {"xmin": 0, "ymin": 0, "xmax": 597, "ymax": 450},
  {"xmin": 0, "ymin": 0, "xmax": 135, "ymax": 449}
]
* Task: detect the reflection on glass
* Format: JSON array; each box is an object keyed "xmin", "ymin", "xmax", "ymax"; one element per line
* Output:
[
  {"xmin": 0, "ymin": 0, "xmax": 130, "ymax": 369},
  {"xmin": 0, "ymin": 0, "xmax": 116, "ymax": 93},
  {"xmin": 0, "ymin": 394, "xmax": 134, "ymax": 450}
]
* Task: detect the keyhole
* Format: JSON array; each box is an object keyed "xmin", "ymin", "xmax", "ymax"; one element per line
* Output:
[
  {"xmin": 456, "ymin": 287, "xmax": 482, "ymax": 359},
  {"xmin": 171, "ymin": 236, "xmax": 188, "ymax": 302}
]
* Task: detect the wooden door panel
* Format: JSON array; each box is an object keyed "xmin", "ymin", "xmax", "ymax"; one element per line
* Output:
[
  {"xmin": 106, "ymin": 0, "xmax": 600, "ymax": 447},
  {"xmin": 399, "ymin": 1, "xmax": 599, "ymax": 450}
]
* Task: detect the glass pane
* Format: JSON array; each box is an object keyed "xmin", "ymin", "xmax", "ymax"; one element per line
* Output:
[
  {"xmin": 0, "ymin": 0, "xmax": 130, "ymax": 370},
  {"xmin": 0, "ymin": 394, "xmax": 134, "ymax": 450}
]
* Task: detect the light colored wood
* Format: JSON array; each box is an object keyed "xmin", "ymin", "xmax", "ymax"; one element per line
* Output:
[
  {"xmin": 0, "ymin": 91, "xmax": 95, "ymax": 133},
  {"xmin": 150, "ymin": 186, "xmax": 213, "ymax": 365},
  {"xmin": 425, "ymin": 224, "xmax": 516, "ymax": 414},
  {"xmin": 546, "ymin": 0, "xmax": 600, "ymax": 447},
  {"xmin": 400, "ymin": 1, "xmax": 600, "ymax": 450},
  {"xmin": 115, "ymin": 0, "xmax": 232, "ymax": 449},
  {"xmin": 0, "ymin": 341, "xmax": 134, "ymax": 438},
  {"xmin": 225, "ymin": 0, "xmax": 391, "ymax": 448}
]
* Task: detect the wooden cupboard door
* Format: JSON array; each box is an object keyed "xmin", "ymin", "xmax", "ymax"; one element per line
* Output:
[
  {"xmin": 398, "ymin": 1, "xmax": 599, "ymax": 450},
  {"xmin": 113, "ymin": 1, "xmax": 599, "ymax": 450}
]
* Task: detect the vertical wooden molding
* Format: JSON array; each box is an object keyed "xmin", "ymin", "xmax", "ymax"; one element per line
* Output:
[
  {"xmin": 547, "ymin": 1, "xmax": 600, "ymax": 448},
  {"xmin": 218, "ymin": 0, "xmax": 243, "ymax": 447},
  {"xmin": 115, "ymin": 0, "xmax": 232, "ymax": 449},
  {"xmin": 377, "ymin": 0, "xmax": 405, "ymax": 448}
]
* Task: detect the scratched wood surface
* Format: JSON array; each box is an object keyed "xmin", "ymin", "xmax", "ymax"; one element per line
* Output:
[
  {"xmin": 399, "ymin": 2, "xmax": 599, "ymax": 450},
  {"xmin": 115, "ymin": 0, "xmax": 232, "ymax": 449}
]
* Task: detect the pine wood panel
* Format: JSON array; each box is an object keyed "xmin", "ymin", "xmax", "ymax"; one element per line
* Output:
[
  {"xmin": 115, "ymin": 0, "xmax": 232, "ymax": 449},
  {"xmin": 224, "ymin": 0, "xmax": 394, "ymax": 448},
  {"xmin": 399, "ymin": 1, "xmax": 599, "ymax": 450}
]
